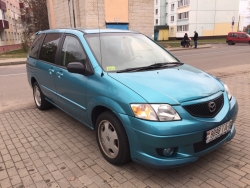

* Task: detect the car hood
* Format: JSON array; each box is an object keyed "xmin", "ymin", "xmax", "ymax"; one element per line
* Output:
[{"xmin": 108, "ymin": 64, "xmax": 223, "ymax": 104}]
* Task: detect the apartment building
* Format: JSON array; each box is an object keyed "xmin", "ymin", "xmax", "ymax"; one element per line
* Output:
[
  {"xmin": 155, "ymin": 0, "xmax": 240, "ymax": 40},
  {"xmin": 0, "ymin": 0, "xmax": 22, "ymax": 53},
  {"xmin": 47, "ymin": 0, "xmax": 154, "ymax": 37},
  {"xmin": 154, "ymin": 0, "xmax": 169, "ymax": 40}
]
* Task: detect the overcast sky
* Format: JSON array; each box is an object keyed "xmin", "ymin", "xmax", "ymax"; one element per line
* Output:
[{"xmin": 239, "ymin": 0, "xmax": 250, "ymax": 26}]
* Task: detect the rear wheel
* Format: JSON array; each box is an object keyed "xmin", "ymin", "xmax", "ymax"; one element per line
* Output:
[
  {"xmin": 33, "ymin": 82, "xmax": 51, "ymax": 110},
  {"xmin": 228, "ymin": 41, "xmax": 233, "ymax": 45},
  {"xmin": 96, "ymin": 111, "xmax": 130, "ymax": 165}
]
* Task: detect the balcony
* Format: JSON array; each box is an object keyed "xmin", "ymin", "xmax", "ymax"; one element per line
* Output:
[
  {"xmin": 0, "ymin": 0, "xmax": 6, "ymax": 11},
  {"xmin": 0, "ymin": 20, "xmax": 9, "ymax": 29}
]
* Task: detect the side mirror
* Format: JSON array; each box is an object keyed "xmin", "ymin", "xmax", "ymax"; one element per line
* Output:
[{"xmin": 67, "ymin": 62, "xmax": 85, "ymax": 75}]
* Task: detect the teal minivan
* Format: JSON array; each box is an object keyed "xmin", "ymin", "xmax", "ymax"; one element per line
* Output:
[{"xmin": 26, "ymin": 28, "xmax": 238, "ymax": 168}]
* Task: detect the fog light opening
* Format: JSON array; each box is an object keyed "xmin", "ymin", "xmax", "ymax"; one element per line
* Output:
[{"xmin": 163, "ymin": 148, "xmax": 174, "ymax": 157}]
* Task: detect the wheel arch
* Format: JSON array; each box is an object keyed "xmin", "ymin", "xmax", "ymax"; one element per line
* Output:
[
  {"xmin": 31, "ymin": 77, "xmax": 37, "ymax": 86},
  {"xmin": 87, "ymin": 96, "xmax": 131, "ymax": 130},
  {"xmin": 91, "ymin": 105, "xmax": 112, "ymax": 130}
]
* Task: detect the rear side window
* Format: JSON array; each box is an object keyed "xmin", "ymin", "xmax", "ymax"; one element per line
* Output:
[
  {"xmin": 29, "ymin": 34, "xmax": 44, "ymax": 59},
  {"xmin": 240, "ymin": 34, "xmax": 246, "ymax": 38},
  {"xmin": 39, "ymin": 33, "xmax": 62, "ymax": 64}
]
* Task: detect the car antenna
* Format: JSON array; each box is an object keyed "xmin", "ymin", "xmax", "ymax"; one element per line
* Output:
[{"xmin": 97, "ymin": 0, "xmax": 104, "ymax": 77}]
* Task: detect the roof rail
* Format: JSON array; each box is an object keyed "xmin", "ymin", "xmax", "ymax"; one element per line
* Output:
[{"xmin": 55, "ymin": 27, "xmax": 87, "ymax": 34}]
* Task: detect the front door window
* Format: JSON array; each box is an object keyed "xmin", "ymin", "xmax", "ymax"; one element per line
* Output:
[{"xmin": 59, "ymin": 35, "xmax": 86, "ymax": 67}]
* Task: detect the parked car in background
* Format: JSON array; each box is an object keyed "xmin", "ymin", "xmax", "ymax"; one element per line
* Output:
[
  {"xmin": 26, "ymin": 28, "xmax": 238, "ymax": 168},
  {"xmin": 226, "ymin": 32, "xmax": 250, "ymax": 45}
]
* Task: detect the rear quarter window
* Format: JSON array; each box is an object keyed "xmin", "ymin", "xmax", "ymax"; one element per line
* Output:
[{"xmin": 29, "ymin": 34, "xmax": 45, "ymax": 59}]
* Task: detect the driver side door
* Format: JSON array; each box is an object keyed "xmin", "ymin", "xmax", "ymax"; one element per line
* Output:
[{"xmin": 54, "ymin": 35, "xmax": 90, "ymax": 125}]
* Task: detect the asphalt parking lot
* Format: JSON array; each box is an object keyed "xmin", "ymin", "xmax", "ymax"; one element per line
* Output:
[{"xmin": 0, "ymin": 72, "xmax": 250, "ymax": 188}]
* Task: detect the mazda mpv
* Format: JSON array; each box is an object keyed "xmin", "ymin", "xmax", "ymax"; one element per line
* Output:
[{"xmin": 26, "ymin": 28, "xmax": 238, "ymax": 168}]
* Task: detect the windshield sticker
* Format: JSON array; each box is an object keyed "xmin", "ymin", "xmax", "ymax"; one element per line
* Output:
[{"xmin": 106, "ymin": 66, "xmax": 116, "ymax": 71}]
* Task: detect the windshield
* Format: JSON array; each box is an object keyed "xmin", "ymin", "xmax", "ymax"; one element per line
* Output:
[{"xmin": 84, "ymin": 33, "xmax": 178, "ymax": 72}]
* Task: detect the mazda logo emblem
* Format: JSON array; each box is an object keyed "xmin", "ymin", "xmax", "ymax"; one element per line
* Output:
[{"xmin": 208, "ymin": 102, "xmax": 216, "ymax": 112}]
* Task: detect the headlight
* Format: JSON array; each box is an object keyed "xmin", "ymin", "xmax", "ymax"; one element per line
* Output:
[
  {"xmin": 151, "ymin": 104, "xmax": 181, "ymax": 121},
  {"xmin": 130, "ymin": 104, "xmax": 181, "ymax": 121},
  {"xmin": 224, "ymin": 84, "xmax": 232, "ymax": 100}
]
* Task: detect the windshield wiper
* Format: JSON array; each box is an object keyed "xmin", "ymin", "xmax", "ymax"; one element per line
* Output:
[
  {"xmin": 116, "ymin": 62, "xmax": 183, "ymax": 73},
  {"xmin": 147, "ymin": 62, "xmax": 183, "ymax": 68}
]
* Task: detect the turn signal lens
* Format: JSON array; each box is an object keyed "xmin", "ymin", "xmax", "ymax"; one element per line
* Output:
[{"xmin": 130, "ymin": 104, "xmax": 158, "ymax": 121}]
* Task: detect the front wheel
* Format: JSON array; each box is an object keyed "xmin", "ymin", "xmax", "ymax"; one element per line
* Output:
[
  {"xmin": 33, "ymin": 82, "xmax": 51, "ymax": 110},
  {"xmin": 228, "ymin": 41, "xmax": 233, "ymax": 45},
  {"xmin": 96, "ymin": 111, "xmax": 130, "ymax": 165}
]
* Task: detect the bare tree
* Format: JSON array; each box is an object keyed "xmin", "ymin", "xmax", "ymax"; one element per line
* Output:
[{"xmin": 19, "ymin": 0, "xmax": 49, "ymax": 51}]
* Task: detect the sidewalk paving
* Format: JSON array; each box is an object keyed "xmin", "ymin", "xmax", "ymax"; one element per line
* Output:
[{"xmin": 0, "ymin": 44, "xmax": 212, "ymax": 66}]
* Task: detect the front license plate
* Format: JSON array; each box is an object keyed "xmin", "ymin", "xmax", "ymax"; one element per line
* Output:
[{"xmin": 206, "ymin": 120, "xmax": 232, "ymax": 144}]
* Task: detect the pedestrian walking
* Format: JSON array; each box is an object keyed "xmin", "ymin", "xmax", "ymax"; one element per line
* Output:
[{"xmin": 193, "ymin": 31, "xmax": 198, "ymax": 48}]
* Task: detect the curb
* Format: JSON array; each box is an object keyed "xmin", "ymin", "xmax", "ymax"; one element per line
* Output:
[
  {"xmin": 0, "ymin": 61, "xmax": 26, "ymax": 66},
  {"xmin": 167, "ymin": 44, "xmax": 212, "ymax": 51}
]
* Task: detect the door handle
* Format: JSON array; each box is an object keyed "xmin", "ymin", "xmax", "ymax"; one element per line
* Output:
[
  {"xmin": 56, "ymin": 72, "xmax": 63, "ymax": 78},
  {"xmin": 48, "ymin": 68, "xmax": 54, "ymax": 74}
]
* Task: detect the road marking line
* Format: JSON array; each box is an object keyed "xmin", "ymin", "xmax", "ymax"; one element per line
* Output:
[
  {"xmin": 0, "ymin": 73, "xmax": 27, "ymax": 76},
  {"xmin": 177, "ymin": 48, "xmax": 249, "ymax": 57}
]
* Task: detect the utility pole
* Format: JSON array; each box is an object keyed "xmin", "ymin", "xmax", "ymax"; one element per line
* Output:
[
  {"xmin": 68, "ymin": 0, "xmax": 72, "ymax": 28},
  {"xmin": 72, "ymin": 0, "xmax": 76, "ymax": 28}
]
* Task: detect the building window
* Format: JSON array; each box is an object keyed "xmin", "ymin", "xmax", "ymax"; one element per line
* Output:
[
  {"xmin": 155, "ymin": 9, "xmax": 158, "ymax": 15},
  {"xmin": 156, "ymin": 19, "xmax": 158, "ymax": 25},
  {"xmin": 178, "ymin": 0, "xmax": 190, "ymax": 8},
  {"xmin": 171, "ymin": 4, "xmax": 174, "ymax": 11},
  {"xmin": 178, "ymin": 12, "xmax": 189, "ymax": 20},
  {"xmin": 177, "ymin": 25, "xmax": 189, "ymax": 32},
  {"xmin": 170, "ymin": 27, "xmax": 174, "ymax": 33},
  {"xmin": 171, "ymin": 16, "xmax": 174, "ymax": 22}
]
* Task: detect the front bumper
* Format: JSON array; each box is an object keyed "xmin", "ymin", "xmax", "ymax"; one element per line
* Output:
[{"xmin": 117, "ymin": 94, "xmax": 238, "ymax": 168}]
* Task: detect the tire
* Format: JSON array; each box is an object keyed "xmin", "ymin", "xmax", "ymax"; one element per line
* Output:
[
  {"xmin": 232, "ymin": 43, "xmax": 235, "ymax": 45},
  {"xmin": 33, "ymin": 82, "xmax": 51, "ymax": 110},
  {"xmin": 228, "ymin": 41, "xmax": 233, "ymax": 45},
  {"xmin": 249, "ymin": 41, "xmax": 250, "ymax": 45},
  {"xmin": 96, "ymin": 111, "xmax": 130, "ymax": 165}
]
